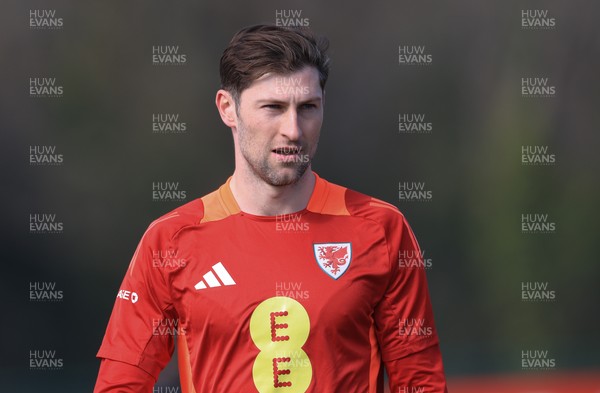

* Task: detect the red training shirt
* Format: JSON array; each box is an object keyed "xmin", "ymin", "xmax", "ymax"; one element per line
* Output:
[{"xmin": 95, "ymin": 173, "xmax": 448, "ymax": 392}]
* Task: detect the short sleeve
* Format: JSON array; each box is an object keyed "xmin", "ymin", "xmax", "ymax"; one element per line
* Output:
[
  {"xmin": 374, "ymin": 215, "xmax": 447, "ymax": 391},
  {"xmin": 96, "ymin": 225, "xmax": 177, "ymax": 380},
  {"xmin": 374, "ymin": 216, "xmax": 438, "ymax": 360}
]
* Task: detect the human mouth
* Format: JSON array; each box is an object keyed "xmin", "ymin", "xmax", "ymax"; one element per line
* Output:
[{"xmin": 272, "ymin": 146, "xmax": 304, "ymax": 163}]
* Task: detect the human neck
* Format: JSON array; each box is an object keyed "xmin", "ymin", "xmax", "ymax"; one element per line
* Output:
[{"xmin": 229, "ymin": 168, "xmax": 316, "ymax": 216}]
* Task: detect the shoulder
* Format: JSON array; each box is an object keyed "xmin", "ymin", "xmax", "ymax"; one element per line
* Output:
[
  {"xmin": 346, "ymin": 188, "xmax": 405, "ymax": 223},
  {"xmin": 141, "ymin": 175, "xmax": 240, "ymax": 242},
  {"xmin": 141, "ymin": 198, "xmax": 205, "ymax": 245},
  {"xmin": 126, "ymin": 198, "xmax": 205, "ymax": 276},
  {"xmin": 316, "ymin": 176, "xmax": 406, "ymax": 231}
]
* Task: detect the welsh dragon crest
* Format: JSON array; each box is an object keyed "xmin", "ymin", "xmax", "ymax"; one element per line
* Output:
[{"xmin": 313, "ymin": 243, "xmax": 352, "ymax": 279}]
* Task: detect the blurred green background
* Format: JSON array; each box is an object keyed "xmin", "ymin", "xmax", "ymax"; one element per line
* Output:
[{"xmin": 1, "ymin": 0, "xmax": 599, "ymax": 391}]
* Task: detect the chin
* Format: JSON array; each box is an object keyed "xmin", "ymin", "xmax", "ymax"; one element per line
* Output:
[
  {"xmin": 265, "ymin": 173, "xmax": 298, "ymax": 187},
  {"xmin": 263, "ymin": 165, "xmax": 308, "ymax": 187}
]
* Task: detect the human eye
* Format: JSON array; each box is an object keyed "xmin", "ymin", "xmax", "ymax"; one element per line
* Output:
[
  {"xmin": 299, "ymin": 103, "xmax": 317, "ymax": 111},
  {"xmin": 262, "ymin": 104, "xmax": 283, "ymax": 110}
]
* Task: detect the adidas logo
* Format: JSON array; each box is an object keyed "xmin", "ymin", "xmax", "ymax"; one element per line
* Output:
[{"xmin": 194, "ymin": 262, "xmax": 236, "ymax": 290}]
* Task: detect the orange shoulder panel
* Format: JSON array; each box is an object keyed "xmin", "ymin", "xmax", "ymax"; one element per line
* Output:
[
  {"xmin": 200, "ymin": 177, "xmax": 240, "ymax": 224},
  {"xmin": 307, "ymin": 173, "xmax": 350, "ymax": 216}
]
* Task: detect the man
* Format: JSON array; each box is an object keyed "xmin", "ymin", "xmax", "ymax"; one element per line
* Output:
[{"xmin": 94, "ymin": 25, "xmax": 448, "ymax": 392}]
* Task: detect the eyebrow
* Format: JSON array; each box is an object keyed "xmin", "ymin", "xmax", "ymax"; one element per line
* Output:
[{"xmin": 255, "ymin": 97, "xmax": 322, "ymax": 105}]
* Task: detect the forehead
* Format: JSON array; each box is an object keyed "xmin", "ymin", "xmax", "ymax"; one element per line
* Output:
[{"xmin": 241, "ymin": 66, "xmax": 322, "ymax": 100}]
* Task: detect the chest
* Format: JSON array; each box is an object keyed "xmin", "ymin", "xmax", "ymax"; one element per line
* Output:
[{"xmin": 169, "ymin": 217, "xmax": 390, "ymax": 336}]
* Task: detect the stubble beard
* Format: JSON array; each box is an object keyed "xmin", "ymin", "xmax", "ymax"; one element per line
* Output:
[{"xmin": 237, "ymin": 118, "xmax": 314, "ymax": 187}]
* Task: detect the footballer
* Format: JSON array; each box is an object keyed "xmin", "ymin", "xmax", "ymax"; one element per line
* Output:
[{"xmin": 94, "ymin": 25, "xmax": 448, "ymax": 392}]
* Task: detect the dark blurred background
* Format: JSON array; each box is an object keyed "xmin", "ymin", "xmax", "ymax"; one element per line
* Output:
[{"xmin": 1, "ymin": 0, "xmax": 599, "ymax": 391}]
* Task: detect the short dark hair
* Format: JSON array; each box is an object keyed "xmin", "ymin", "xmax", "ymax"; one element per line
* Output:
[{"xmin": 219, "ymin": 24, "xmax": 330, "ymax": 104}]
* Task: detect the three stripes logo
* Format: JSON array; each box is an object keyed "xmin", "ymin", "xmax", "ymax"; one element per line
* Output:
[{"xmin": 194, "ymin": 262, "xmax": 236, "ymax": 290}]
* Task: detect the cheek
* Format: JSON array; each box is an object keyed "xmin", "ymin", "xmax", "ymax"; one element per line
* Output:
[
  {"xmin": 240, "ymin": 120, "xmax": 272, "ymax": 151},
  {"xmin": 303, "ymin": 118, "xmax": 322, "ymax": 138},
  {"xmin": 247, "ymin": 118, "xmax": 281, "ymax": 140}
]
